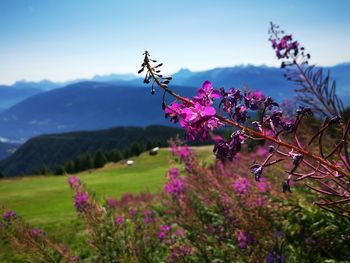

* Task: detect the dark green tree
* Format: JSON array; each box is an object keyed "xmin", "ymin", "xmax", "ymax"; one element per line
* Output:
[
  {"xmin": 55, "ymin": 166, "xmax": 66, "ymax": 175},
  {"xmin": 93, "ymin": 151, "xmax": 108, "ymax": 168},
  {"xmin": 82, "ymin": 154, "xmax": 94, "ymax": 170},
  {"xmin": 65, "ymin": 160, "xmax": 76, "ymax": 174},
  {"xmin": 123, "ymin": 148, "xmax": 131, "ymax": 159},
  {"xmin": 38, "ymin": 165, "xmax": 52, "ymax": 175},
  {"xmin": 130, "ymin": 142, "xmax": 143, "ymax": 157}
]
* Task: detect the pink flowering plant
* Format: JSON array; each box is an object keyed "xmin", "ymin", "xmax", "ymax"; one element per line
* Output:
[
  {"xmin": 139, "ymin": 23, "xmax": 350, "ymax": 219},
  {"xmin": 2, "ymin": 23, "xmax": 350, "ymax": 262}
]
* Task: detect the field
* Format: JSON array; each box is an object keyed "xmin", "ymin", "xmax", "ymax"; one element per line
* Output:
[{"xmin": 0, "ymin": 147, "xmax": 213, "ymax": 262}]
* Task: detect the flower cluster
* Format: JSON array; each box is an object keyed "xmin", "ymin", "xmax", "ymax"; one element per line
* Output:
[
  {"xmin": 67, "ymin": 176, "xmax": 80, "ymax": 189},
  {"xmin": 30, "ymin": 227, "xmax": 45, "ymax": 238},
  {"xmin": 114, "ymin": 215, "xmax": 124, "ymax": 225},
  {"xmin": 165, "ymin": 81, "xmax": 223, "ymax": 141},
  {"xmin": 2, "ymin": 210, "xmax": 16, "ymax": 221},
  {"xmin": 74, "ymin": 191, "xmax": 89, "ymax": 213},
  {"xmin": 236, "ymin": 229, "xmax": 255, "ymax": 249},
  {"xmin": 233, "ymin": 177, "xmax": 251, "ymax": 195},
  {"xmin": 270, "ymin": 34, "xmax": 299, "ymax": 59},
  {"xmin": 213, "ymin": 131, "xmax": 245, "ymax": 161},
  {"xmin": 164, "ymin": 168, "xmax": 186, "ymax": 198}
]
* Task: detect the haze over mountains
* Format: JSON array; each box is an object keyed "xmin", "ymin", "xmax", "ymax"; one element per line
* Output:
[{"xmin": 0, "ymin": 63, "xmax": 349, "ymax": 143}]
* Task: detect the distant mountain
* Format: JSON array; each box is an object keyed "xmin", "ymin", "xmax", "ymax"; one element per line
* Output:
[
  {"xmin": 171, "ymin": 64, "xmax": 350, "ymax": 103},
  {"xmin": 0, "ymin": 81, "xmax": 196, "ymax": 141},
  {"xmin": 0, "ymin": 125, "xmax": 186, "ymax": 177},
  {"xmin": 0, "ymin": 75, "xmax": 139, "ymax": 112},
  {"xmin": 0, "ymin": 142, "xmax": 20, "ymax": 160},
  {"xmin": 91, "ymin": 73, "xmax": 138, "ymax": 82},
  {"xmin": 0, "ymin": 63, "xmax": 348, "ymax": 141},
  {"xmin": 0, "ymin": 86, "xmax": 43, "ymax": 112}
]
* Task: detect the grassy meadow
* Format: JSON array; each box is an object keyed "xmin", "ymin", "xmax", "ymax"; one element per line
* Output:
[{"xmin": 0, "ymin": 147, "xmax": 213, "ymax": 262}]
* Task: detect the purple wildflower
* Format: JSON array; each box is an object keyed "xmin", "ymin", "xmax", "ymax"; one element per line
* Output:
[
  {"xmin": 106, "ymin": 197, "xmax": 117, "ymax": 207},
  {"xmin": 2, "ymin": 210, "xmax": 16, "ymax": 221},
  {"xmin": 176, "ymin": 228, "xmax": 185, "ymax": 237},
  {"xmin": 194, "ymin": 80, "xmax": 221, "ymax": 104},
  {"xmin": 160, "ymin": 224, "xmax": 171, "ymax": 233},
  {"xmin": 236, "ymin": 230, "xmax": 249, "ymax": 249},
  {"xmin": 30, "ymin": 228, "xmax": 44, "ymax": 238},
  {"xmin": 115, "ymin": 215, "xmax": 124, "ymax": 225},
  {"xmin": 257, "ymin": 178, "xmax": 268, "ymax": 193},
  {"xmin": 164, "ymin": 172, "xmax": 186, "ymax": 198},
  {"xmin": 165, "ymin": 102, "xmax": 182, "ymax": 123},
  {"xmin": 158, "ymin": 231, "xmax": 166, "ymax": 240},
  {"xmin": 74, "ymin": 191, "xmax": 89, "ymax": 213},
  {"xmin": 67, "ymin": 176, "xmax": 80, "ymax": 188},
  {"xmin": 233, "ymin": 177, "xmax": 251, "ymax": 195}
]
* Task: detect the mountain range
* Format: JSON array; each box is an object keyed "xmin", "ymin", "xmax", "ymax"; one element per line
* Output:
[{"xmin": 0, "ymin": 63, "xmax": 349, "ymax": 142}]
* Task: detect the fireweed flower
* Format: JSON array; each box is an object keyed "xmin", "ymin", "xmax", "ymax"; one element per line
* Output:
[
  {"xmin": 164, "ymin": 176, "xmax": 186, "ymax": 199},
  {"xmin": 236, "ymin": 230, "xmax": 250, "ymax": 249},
  {"xmin": 160, "ymin": 224, "xmax": 171, "ymax": 233},
  {"xmin": 115, "ymin": 215, "xmax": 124, "ymax": 225},
  {"xmin": 176, "ymin": 228, "xmax": 185, "ymax": 237},
  {"xmin": 233, "ymin": 177, "xmax": 251, "ymax": 195},
  {"xmin": 106, "ymin": 197, "xmax": 117, "ymax": 207},
  {"xmin": 2, "ymin": 210, "xmax": 16, "ymax": 221},
  {"xmin": 244, "ymin": 90, "xmax": 264, "ymax": 111},
  {"xmin": 213, "ymin": 131, "xmax": 245, "ymax": 161},
  {"xmin": 165, "ymin": 102, "xmax": 182, "ymax": 123},
  {"xmin": 168, "ymin": 167, "xmax": 180, "ymax": 178},
  {"xmin": 74, "ymin": 191, "xmax": 89, "ymax": 213},
  {"xmin": 194, "ymin": 80, "xmax": 221, "ymax": 104},
  {"xmin": 270, "ymin": 34, "xmax": 299, "ymax": 59},
  {"xmin": 165, "ymin": 81, "xmax": 223, "ymax": 141},
  {"xmin": 30, "ymin": 228, "xmax": 44, "ymax": 238},
  {"xmin": 67, "ymin": 176, "xmax": 80, "ymax": 188},
  {"xmin": 257, "ymin": 178, "xmax": 268, "ymax": 193},
  {"xmin": 143, "ymin": 209, "xmax": 154, "ymax": 224},
  {"xmin": 158, "ymin": 231, "xmax": 166, "ymax": 240}
]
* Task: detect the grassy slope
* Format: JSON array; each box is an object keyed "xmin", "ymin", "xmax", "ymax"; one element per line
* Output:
[{"xmin": 0, "ymin": 147, "xmax": 213, "ymax": 262}]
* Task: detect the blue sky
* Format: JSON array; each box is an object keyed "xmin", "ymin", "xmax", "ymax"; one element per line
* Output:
[{"xmin": 1, "ymin": 0, "xmax": 350, "ymax": 84}]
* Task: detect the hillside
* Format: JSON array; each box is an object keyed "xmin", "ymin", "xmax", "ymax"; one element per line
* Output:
[
  {"xmin": 0, "ymin": 82, "xmax": 196, "ymax": 141},
  {"xmin": 0, "ymin": 125, "xmax": 189, "ymax": 177},
  {"xmin": 1, "ymin": 64, "xmax": 349, "ymax": 141},
  {"xmin": 0, "ymin": 142, "xmax": 20, "ymax": 161}
]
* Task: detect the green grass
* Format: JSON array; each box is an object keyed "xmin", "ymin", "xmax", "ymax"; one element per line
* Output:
[{"xmin": 0, "ymin": 146, "xmax": 213, "ymax": 262}]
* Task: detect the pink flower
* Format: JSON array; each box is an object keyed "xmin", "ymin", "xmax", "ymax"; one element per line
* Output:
[
  {"xmin": 115, "ymin": 215, "xmax": 124, "ymax": 225},
  {"xmin": 74, "ymin": 191, "xmax": 89, "ymax": 212},
  {"xmin": 195, "ymin": 81, "xmax": 221, "ymax": 103},
  {"xmin": 233, "ymin": 177, "xmax": 250, "ymax": 195},
  {"xmin": 164, "ymin": 177, "xmax": 186, "ymax": 198},
  {"xmin": 236, "ymin": 230, "xmax": 249, "ymax": 249},
  {"xmin": 257, "ymin": 178, "xmax": 268, "ymax": 193},
  {"xmin": 176, "ymin": 228, "xmax": 185, "ymax": 237},
  {"xmin": 158, "ymin": 231, "xmax": 166, "ymax": 239},
  {"xmin": 67, "ymin": 176, "xmax": 80, "ymax": 188},
  {"xmin": 168, "ymin": 167, "xmax": 180, "ymax": 178},
  {"xmin": 30, "ymin": 228, "xmax": 44, "ymax": 238},
  {"xmin": 181, "ymin": 102, "xmax": 216, "ymax": 123},
  {"xmin": 2, "ymin": 210, "xmax": 16, "ymax": 221},
  {"xmin": 106, "ymin": 197, "xmax": 117, "ymax": 207},
  {"xmin": 165, "ymin": 102, "xmax": 182, "ymax": 123},
  {"xmin": 160, "ymin": 224, "xmax": 171, "ymax": 232}
]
